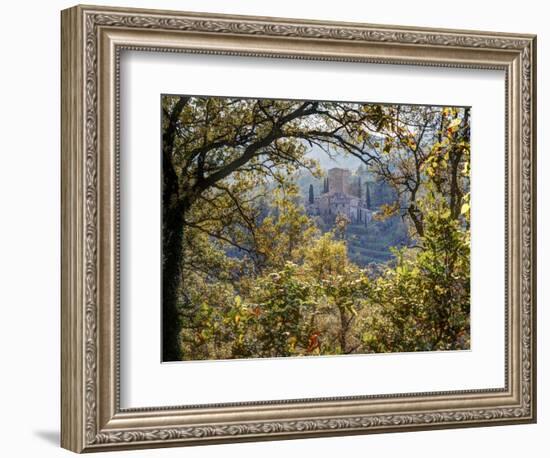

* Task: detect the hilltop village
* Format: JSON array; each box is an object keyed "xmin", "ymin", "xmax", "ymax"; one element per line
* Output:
[
  {"xmin": 305, "ymin": 167, "xmax": 375, "ymax": 226},
  {"xmin": 298, "ymin": 166, "xmax": 408, "ymax": 265}
]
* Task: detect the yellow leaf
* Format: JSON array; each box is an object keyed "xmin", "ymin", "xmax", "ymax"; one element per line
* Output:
[
  {"xmin": 448, "ymin": 118, "xmax": 461, "ymax": 129},
  {"xmin": 447, "ymin": 118, "xmax": 462, "ymax": 134},
  {"xmin": 461, "ymin": 203, "xmax": 470, "ymax": 215}
]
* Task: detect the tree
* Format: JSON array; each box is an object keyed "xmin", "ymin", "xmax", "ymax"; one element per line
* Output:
[
  {"xmin": 365, "ymin": 182, "xmax": 372, "ymax": 209},
  {"xmin": 161, "ymin": 95, "xmax": 409, "ymax": 359},
  {"xmin": 362, "ymin": 193, "xmax": 470, "ymax": 352},
  {"xmin": 162, "ymin": 96, "xmax": 326, "ymax": 359},
  {"xmin": 161, "ymin": 96, "xmax": 471, "ymax": 360},
  {"xmin": 302, "ymin": 231, "xmax": 369, "ymax": 354},
  {"xmin": 254, "ymin": 186, "xmax": 319, "ymax": 270},
  {"xmin": 355, "ymin": 105, "xmax": 470, "ymax": 237},
  {"xmin": 323, "ymin": 176, "xmax": 329, "ymax": 194}
]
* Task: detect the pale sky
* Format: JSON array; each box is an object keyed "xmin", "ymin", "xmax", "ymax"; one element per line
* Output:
[{"xmin": 304, "ymin": 145, "xmax": 365, "ymax": 173}]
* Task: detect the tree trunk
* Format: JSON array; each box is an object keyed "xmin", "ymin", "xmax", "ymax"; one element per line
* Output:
[
  {"xmin": 337, "ymin": 305, "xmax": 348, "ymax": 354},
  {"xmin": 161, "ymin": 96, "xmax": 189, "ymax": 361},
  {"xmin": 162, "ymin": 202, "xmax": 186, "ymax": 361}
]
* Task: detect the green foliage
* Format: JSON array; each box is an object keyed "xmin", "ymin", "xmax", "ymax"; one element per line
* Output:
[
  {"xmin": 362, "ymin": 195, "xmax": 470, "ymax": 353},
  {"xmin": 308, "ymin": 183, "xmax": 315, "ymax": 204},
  {"xmin": 178, "ymin": 190, "xmax": 470, "ymax": 359},
  {"xmin": 254, "ymin": 186, "xmax": 319, "ymax": 270},
  {"xmin": 163, "ymin": 96, "xmax": 471, "ymax": 360}
]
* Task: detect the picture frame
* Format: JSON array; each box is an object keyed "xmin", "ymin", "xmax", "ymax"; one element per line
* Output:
[{"xmin": 61, "ymin": 4, "xmax": 537, "ymax": 453}]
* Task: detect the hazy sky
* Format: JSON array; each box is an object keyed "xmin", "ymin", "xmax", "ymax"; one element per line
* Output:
[{"xmin": 304, "ymin": 145, "xmax": 365, "ymax": 172}]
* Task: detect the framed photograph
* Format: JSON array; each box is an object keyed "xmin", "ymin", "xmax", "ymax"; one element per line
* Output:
[{"xmin": 61, "ymin": 4, "xmax": 537, "ymax": 453}]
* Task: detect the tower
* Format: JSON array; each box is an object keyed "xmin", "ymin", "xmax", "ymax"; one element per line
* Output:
[{"xmin": 328, "ymin": 168, "xmax": 351, "ymax": 194}]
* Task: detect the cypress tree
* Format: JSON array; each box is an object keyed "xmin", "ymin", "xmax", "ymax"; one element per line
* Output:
[
  {"xmin": 366, "ymin": 182, "xmax": 372, "ymax": 209},
  {"xmin": 308, "ymin": 183, "xmax": 314, "ymax": 204}
]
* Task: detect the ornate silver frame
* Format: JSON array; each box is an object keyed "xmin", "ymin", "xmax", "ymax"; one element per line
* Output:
[{"xmin": 61, "ymin": 4, "xmax": 537, "ymax": 453}]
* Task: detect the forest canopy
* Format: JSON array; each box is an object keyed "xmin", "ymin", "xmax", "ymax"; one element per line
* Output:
[{"xmin": 161, "ymin": 95, "xmax": 471, "ymax": 361}]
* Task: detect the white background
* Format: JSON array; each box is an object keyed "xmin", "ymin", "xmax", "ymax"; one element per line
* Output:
[
  {"xmin": 121, "ymin": 53, "xmax": 505, "ymax": 407},
  {"xmin": 0, "ymin": 0, "xmax": 546, "ymax": 457}
]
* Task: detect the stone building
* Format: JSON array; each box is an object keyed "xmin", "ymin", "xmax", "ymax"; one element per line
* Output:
[
  {"xmin": 327, "ymin": 167, "xmax": 351, "ymax": 194},
  {"xmin": 306, "ymin": 167, "xmax": 374, "ymax": 226}
]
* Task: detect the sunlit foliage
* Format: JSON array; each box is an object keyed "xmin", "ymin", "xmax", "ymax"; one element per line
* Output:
[{"xmin": 161, "ymin": 95, "xmax": 470, "ymax": 360}]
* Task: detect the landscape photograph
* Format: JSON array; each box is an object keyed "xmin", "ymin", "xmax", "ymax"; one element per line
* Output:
[{"xmin": 161, "ymin": 95, "xmax": 471, "ymax": 362}]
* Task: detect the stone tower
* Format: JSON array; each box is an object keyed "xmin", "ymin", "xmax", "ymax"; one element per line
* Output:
[{"xmin": 328, "ymin": 168, "xmax": 351, "ymax": 194}]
